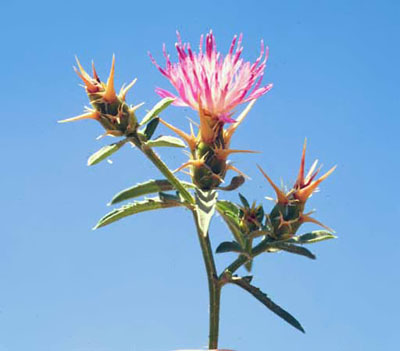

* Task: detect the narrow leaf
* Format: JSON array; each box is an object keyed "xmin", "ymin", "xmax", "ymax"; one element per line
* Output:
[
  {"xmin": 140, "ymin": 97, "xmax": 175, "ymax": 125},
  {"xmin": 94, "ymin": 197, "xmax": 182, "ymax": 229},
  {"xmin": 216, "ymin": 200, "xmax": 240, "ymax": 217},
  {"xmin": 294, "ymin": 230, "xmax": 337, "ymax": 244},
  {"xmin": 109, "ymin": 179, "xmax": 194, "ymax": 205},
  {"xmin": 140, "ymin": 145, "xmax": 194, "ymax": 204},
  {"xmin": 216, "ymin": 241, "xmax": 243, "ymax": 254},
  {"xmin": 146, "ymin": 135, "xmax": 185, "ymax": 148},
  {"xmin": 87, "ymin": 139, "xmax": 128, "ymax": 166},
  {"xmin": 270, "ymin": 243, "xmax": 316, "ymax": 260},
  {"xmin": 144, "ymin": 118, "xmax": 159, "ymax": 140},
  {"xmin": 239, "ymin": 193, "xmax": 250, "ymax": 208},
  {"xmin": 216, "ymin": 200, "xmax": 245, "ymax": 247},
  {"xmin": 231, "ymin": 277, "xmax": 305, "ymax": 333}
]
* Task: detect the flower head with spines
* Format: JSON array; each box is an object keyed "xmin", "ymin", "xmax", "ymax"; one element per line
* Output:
[
  {"xmin": 150, "ymin": 31, "xmax": 272, "ymax": 190},
  {"xmin": 59, "ymin": 56, "xmax": 140, "ymax": 137}
]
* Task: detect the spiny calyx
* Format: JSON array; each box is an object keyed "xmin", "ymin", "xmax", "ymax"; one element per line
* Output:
[
  {"xmin": 59, "ymin": 56, "xmax": 140, "ymax": 137},
  {"xmin": 162, "ymin": 101, "xmax": 258, "ymax": 190},
  {"xmin": 258, "ymin": 140, "xmax": 336, "ymax": 240}
]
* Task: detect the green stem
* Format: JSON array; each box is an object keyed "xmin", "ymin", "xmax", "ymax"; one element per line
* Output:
[
  {"xmin": 222, "ymin": 239, "xmax": 273, "ymax": 278},
  {"xmin": 134, "ymin": 134, "xmax": 220, "ymax": 347},
  {"xmin": 222, "ymin": 254, "xmax": 248, "ymax": 277},
  {"xmin": 131, "ymin": 137, "xmax": 195, "ymax": 204},
  {"xmin": 192, "ymin": 210, "xmax": 221, "ymax": 349}
]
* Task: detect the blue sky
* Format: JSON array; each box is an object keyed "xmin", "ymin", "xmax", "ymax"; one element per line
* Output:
[{"xmin": 1, "ymin": 0, "xmax": 399, "ymax": 350}]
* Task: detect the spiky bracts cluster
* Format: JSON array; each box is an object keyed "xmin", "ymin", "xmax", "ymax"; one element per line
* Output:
[
  {"xmin": 161, "ymin": 100, "xmax": 258, "ymax": 190},
  {"xmin": 59, "ymin": 56, "xmax": 141, "ymax": 137},
  {"xmin": 258, "ymin": 141, "xmax": 336, "ymax": 240},
  {"xmin": 237, "ymin": 194, "xmax": 265, "ymax": 235}
]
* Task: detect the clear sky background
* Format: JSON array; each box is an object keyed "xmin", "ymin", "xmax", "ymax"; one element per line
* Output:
[{"xmin": 1, "ymin": 0, "xmax": 399, "ymax": 350}]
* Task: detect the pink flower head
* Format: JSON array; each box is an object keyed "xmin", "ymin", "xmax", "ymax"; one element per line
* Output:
[{"xmin": 149, "ymin": 30, "xmax": 273, "ymax": 123}]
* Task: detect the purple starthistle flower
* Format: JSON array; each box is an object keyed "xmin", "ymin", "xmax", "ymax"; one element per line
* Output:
[{"xmin": 150, "ymin": 30, "xmax": 272, "ymax": 124}]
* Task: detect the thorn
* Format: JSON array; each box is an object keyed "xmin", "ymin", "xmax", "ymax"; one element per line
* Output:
[
  {"xmin": 257, "ymin": 164, "xmax": 289, "ymax": 204},
  {"xmin": 295, "ymin": 138, "xmax": 307, "ymax": 188},
  {"xmin": 92, "ymin": 60, "xmax": 100, "ymax": 82},
  {"xmin": 300, "ymin": 213, "xmax": 335, "ymax": 233},
  {"xmin": 305, "ymin": 159, "xmax": 319, "ymax": 183},
  {"xmin": 131, "ymin": 102, "xmax": 145, "ymax": 112},
  {"xmin": 214, "ymin": 148, "xmax": 259, "ymax": 160},
  {"xmin": 173, "ymin": 159, "xmax": 204, "ymax": 173},
  {"xmin": 227, "ymin": 164, "xmax": 250, "ymax": 179},
  {"xmin": 120, "ymin": 78, "xmax": 137, "ymax": 101},
  {"xmin": 224, "ymin": 99, "xmax": 256, "ymax": 147},
  {"xmin": 74, "ymin": 57, "xmax": 98, "ymax": 93},
  {"xmin": 296, "ymin": 165, "xmax": 337, "ymax": 202},
  {"xmin": 159, "ymin": 119, "xmax": 197, "ymax": 150},
  {"xmin": 58, "ymin": 110, "xmax": 100, "ymax": 123},
  {"xmin": 103, "ymin": 54, "xmax": 117, "ymax": 103}
]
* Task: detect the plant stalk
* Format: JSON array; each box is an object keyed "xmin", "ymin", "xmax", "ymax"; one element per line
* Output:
[
  {"xmin": 131, "ymin": 136, "xmax": 194, "ymax": 204},
  {"xmin": 222, "ymin": 239, "xmax": 274, "ymax": 278},
  {"xmin": 137, "ymin": 135, "xmax": 221, "ymax": 347},
  {"xmin": 192, "ymin": 210, "xmax": 221, "ymax": 349}
]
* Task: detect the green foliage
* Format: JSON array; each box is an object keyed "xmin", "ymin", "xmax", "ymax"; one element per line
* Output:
[
  {"xmin": 109, "ymin": 179, "xmax": 194, "ymax": 205},
  {"xmin": 87, "ymin": 139, "xmax": 128, "ymax": 166},
  {"xmin": 216, "ymin": 200, "xmax": 245, "ymax": 247},
  {"xmin": 269, "ymin": 243, "xmax": 316, "ymax": 260},
  {"xmin": 238, "ymin": 193, "xmax": 250, "ymax": 208},
  {"xmin": 216, "ymin": 241, "xmax": 243, "ymax": 254},
  {"xmin": 146, "ymin": 135, "xmax": 186, "ymax": 148},
  {"xmin": 231, "ymin": 276, "xmax": 305, "ymax": 333},
  {"xmin": 294, "ymin": 230, "xmax": 337, "ymax": 244},
  {"xmin": 94, "ymin": 196, "xmax": 184, "ymax": 229},
  {"xmin": 143, "ymin": 118, "xmax": 159, "ymax": 140},
  {"xmin": 140, "ymin": 97, "xmax": 175, "ymax": 126}
]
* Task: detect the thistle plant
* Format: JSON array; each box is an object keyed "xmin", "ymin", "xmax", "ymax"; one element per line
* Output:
[{"xmin": 60, "ymin": 31, "xmax": 336, "ymax": 350}]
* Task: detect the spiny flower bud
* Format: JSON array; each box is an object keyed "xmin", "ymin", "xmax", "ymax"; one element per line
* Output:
[
  {"xmin": 258, "ymin": 140, "xmax": 335, "ymax": 240},
  {"xmin": 59, "ymin": 56, "xmax": 140, "ymax": 137},
  {"xmin": 238, "ymin": 198, "xmax": 264, "ymax": 234},
  {"xmin": 161, "ymin": 101, "xmax": 258, "ymax": 190}
]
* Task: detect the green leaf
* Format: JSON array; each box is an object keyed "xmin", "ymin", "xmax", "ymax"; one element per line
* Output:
[
  {"xmin": 238, "ymin": 193, "xmax": 250, "ymax": 208},
  {"xmin": 195, "ymin": 189, "xmax": 218, "ymax": 236},
  {"xmin": 146, "ymin": 135, "xmax": 185, "ymax": 148},
  {"xmin": 140, "ymin": 97, "xmax": 175, "ymax": 125},
  {"xmin": 144, "ymin": 118, "xmax": 159, "ymax": 140},
  {"xmin": 140, "ymin": 145, "xmax": 194, "ymax": 204},
  {"xmin": 216, "ymin": 200, "xmax": 240, "ymax": 217},
  {"xmin": 216, "ymin": 200, "xmax": 246, "ymax": 247},
  {"xmin": 294, "ymin": 230, "xmax": 337, "ymax": 244},
  {"xmin": 231, "ymin": 276, "xmax": 305, "ymax": 333},
  {"xmin": 216, "ymin": 241, "xmax": 243, "ymax": 254},
  {"xmin": 271, "ymin": 243, "xmax": 316, "ymax": 260},
  {"xmin": 94, "ymin": 196, "xmax": 183, "ymax": 229},
  {"xmin": 109, "ymin": 179, "xmax": 194, "ymax": 205},
  {"xmin": 87, "ymin": 139, "xmax": 128, "ymax": 166}
]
